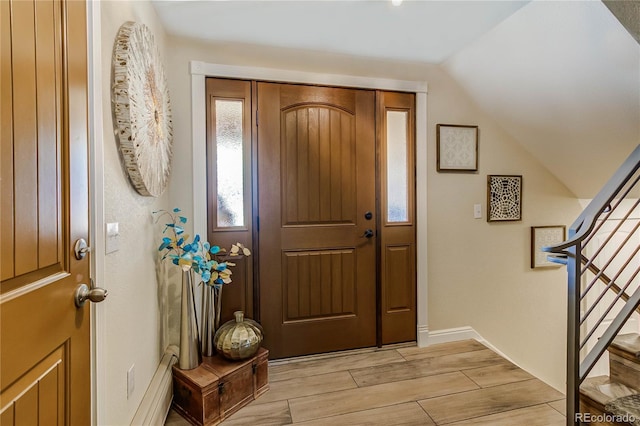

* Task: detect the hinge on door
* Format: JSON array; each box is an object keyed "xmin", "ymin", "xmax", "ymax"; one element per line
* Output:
[
  {"xmin": 256, "ymin": 216, "xmax": 260, "ymax": 231},
  {"xmin": 255, "ymin": 109, "xmax": 259, "ymax": 126}
]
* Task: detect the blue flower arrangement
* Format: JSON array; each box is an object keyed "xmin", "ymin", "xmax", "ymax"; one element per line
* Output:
[{"xmin": 154, "ymin": 208, "xmax": 250, "ymax": 288}]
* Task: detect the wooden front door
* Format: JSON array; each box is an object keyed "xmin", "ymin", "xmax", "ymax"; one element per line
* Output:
[
  {"xmin": 1, "ymin": 1, "xmax": 91, "ymax": 424},
  {"xmin": 257, "ymin": 83, "xmax": 377, "ymax": 358}
]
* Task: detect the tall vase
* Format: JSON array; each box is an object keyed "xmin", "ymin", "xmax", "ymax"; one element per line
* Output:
[
  {"xmin": 200, "ymin": 283, "xmax": 216, "ymax": 357},
  {"xmin": 215, "ymin": 285, "xmax": 223, "ymax": 330},
  {"xmin": 179, "ymin": 270, "xmax": 201, "ymax": 369}
]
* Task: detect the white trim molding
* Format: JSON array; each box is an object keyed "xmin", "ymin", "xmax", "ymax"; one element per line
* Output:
[
  {"xmin": 131, "ymin": 348, "xmax": 178, "ymax": 426},
  {"xmin": 426, "ymin": 326, "xmax": 483, "ymax": 346},
  {"xmin": 417, "ymin": 325, "xmax": 430, "ymax": 347},
  {"xmin": 191, "ymin": 71, "xmax": 207, "ymax": 239},
  {"xmin": 190, "ymin": 61, "xmax": 428, "ymax": 93},
  {"xmin": 426, "ymin": 326, "xmax": 518, "ymax": 366},
  {"xmin": 190, "ymin": 61, "xmax": 429, "ymax": 345},
  {"xmin": 87, "ymin": 1, "xmax": 106, "ymax": 424}
]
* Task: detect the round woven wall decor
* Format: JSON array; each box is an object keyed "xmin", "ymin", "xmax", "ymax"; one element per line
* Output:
[{"xmin": 112, "ymin": 21, "xmax": 173, "ymax": 197}]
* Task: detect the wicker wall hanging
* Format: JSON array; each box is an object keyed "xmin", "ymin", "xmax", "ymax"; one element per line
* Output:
[
  {"xmin": 487, "ymin": 175, "xmax": 523, "ymax": 222},
  {"xmin": 112, "ymin": 21, "xmax": 173, "ymax": 197}
]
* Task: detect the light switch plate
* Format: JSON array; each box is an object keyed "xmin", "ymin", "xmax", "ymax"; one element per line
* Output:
[
  {"xmin": 106, "ymin": 222, "xmax": 120, "ymax": 254},
  {"xmin": 474, "ymin": 204, "xmax": 482, "ymax": 219}
]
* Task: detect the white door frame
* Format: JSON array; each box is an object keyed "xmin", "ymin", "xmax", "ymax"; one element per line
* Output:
[
  {"xmin": 190, "ymin": 61, "xmax": 430, "ymax": 346},
  {"xmin": 87, "ymin": 2, "xmax": 106, "ymax": 424}
]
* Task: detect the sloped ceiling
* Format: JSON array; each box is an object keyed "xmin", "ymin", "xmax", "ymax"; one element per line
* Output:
[
  {"xmin": 443, "ymin": 0, "xmax": 640, "ymax": 198},
  {"xmin": 152, "ymin": 0, "xmax": 640, "ymax": 198}
]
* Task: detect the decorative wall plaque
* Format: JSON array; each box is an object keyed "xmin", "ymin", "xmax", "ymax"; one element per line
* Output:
[
  {"xmin": 487, "ymin": 175, "xmax": 522, "ymax": 222},
  {"xmin": 437, "ymin": 124, "xmax": 478, "ymax": 172},
  {"xmin": 531, "ymin": 225, "xmax": 566, "ymax": 268},
  {"xmin": 113, "ymin": 21, "xmax": 173, "ymax": 197}
]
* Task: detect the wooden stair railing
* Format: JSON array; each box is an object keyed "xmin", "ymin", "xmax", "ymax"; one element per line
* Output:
[{"xmin": 544, "ymin": 144, "xmax": 640, "ymax": 426}]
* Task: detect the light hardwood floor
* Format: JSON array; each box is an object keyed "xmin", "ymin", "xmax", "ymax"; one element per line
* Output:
[{"xmin": 165, "ymin": 340, "xmax": 566, "ymax": 425}]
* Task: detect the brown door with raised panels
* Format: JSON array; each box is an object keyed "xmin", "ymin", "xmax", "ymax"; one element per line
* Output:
[
  {"xmin": 378, "ymin": 91, "xmax": 417, "ymax": 345},
  {"xmin": 1, "ymin": 1, "xmax": 91, "ymax": 424},
  {"xmin": 257, "ymin": 83, "xmax": 377, "ymax": 358}
]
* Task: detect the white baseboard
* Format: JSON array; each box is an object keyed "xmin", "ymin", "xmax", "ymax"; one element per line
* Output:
[
  {"xmin": 424, "ymin": 326, "xmax": 481, "ymax": 346},
  {"xmin": 417, "ymin": 325, "xmax": 430, "ymax": 347},
  {"xmin": 422, "ymin": 326, "xmax": 518, "ymax": 366},
  {"xmin": 131, "ymin": 346, "xmax": 178, "ymax": 426}
]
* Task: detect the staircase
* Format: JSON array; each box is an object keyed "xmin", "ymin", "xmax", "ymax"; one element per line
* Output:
[
  {"xmin": 545, "ymin": 145, "xmax": 640, "ymax": 426},
  {"xmin": 580, "ymin": 334, "xmax": 640, "ymax": 425}
]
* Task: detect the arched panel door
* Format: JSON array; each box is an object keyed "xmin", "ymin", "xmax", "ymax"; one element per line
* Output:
[{"xmin": 257, "ymin": 83, "xmax": 377, "ymax": 358}]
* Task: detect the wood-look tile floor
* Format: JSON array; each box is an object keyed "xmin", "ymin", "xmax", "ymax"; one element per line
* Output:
[{"xmin": 165, "ymin": 340, "xmax": 566, "ymax": 425}]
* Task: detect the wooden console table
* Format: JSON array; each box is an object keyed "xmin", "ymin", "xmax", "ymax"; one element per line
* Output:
[{"xmin": 172, "ymin": 348, "xmax": 269, "ymax": 426}]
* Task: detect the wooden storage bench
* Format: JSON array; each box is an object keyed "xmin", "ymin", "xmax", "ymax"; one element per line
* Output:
[{"xmin": 172, "ymin": 348, "xmax": 269, "ymax": 425}]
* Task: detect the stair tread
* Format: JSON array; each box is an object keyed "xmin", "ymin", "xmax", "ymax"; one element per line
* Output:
[
  {"xmin": 605, "ymin": 394, "xmax": 640, "ymax": 425},
  {"xmin": 581, "ymin": 376, "xmax": 638, "ymax": 407},
  {"xmin": 612, "ymin": 334, "xmax": 640, "ymax": 358}
]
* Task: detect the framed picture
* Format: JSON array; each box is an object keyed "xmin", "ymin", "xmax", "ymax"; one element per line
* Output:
[
  {"xmin": 436, "ymin": 124, "xmax": 478, "ymax": 172},
  {"xmin": 487, "ymin": 175, "xmax": 522, "ymax": 222},
  {"xmin": 531, "ymin": 225, "xmax": 566, "ymax": 268}
]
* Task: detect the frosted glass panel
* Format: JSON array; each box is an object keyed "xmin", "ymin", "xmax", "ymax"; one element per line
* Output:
[
  {"xmin": 215, "ymin": 100, "xmax": 244, "ymax": 227},
  {"xmin": 386, "ymin": 111, "xmax": 409, "ymax": 222}
]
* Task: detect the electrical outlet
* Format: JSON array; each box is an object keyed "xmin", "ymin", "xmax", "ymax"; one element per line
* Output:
[{"xmin": 127, "ymin": 364, "xmax": 135, "ymax": 399}]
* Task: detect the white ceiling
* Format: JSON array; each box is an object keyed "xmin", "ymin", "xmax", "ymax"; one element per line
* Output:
[
  {"xmin": 152, "ymin": 1, "xmax": 529, "ymax": 64},
  {"xmin": 152, "ymin": 0, "xmax": 640, "ymax": 198}
]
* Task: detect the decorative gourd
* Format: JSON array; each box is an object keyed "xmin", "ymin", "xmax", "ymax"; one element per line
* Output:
[{"xmin": 214, "ymin": 311, "xmax": 263, "ymax": 360}]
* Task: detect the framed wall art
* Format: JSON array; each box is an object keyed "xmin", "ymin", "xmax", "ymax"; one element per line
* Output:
[
  {"xmin": 531, "ymin": 225, "xmax": 566, "ymax": 268},
  {"xmin": 436, "ymin": 124, "xmax": 478, "ymax": 172},
  {"xmin": 487, "ymin": 175, "xmax": 522, "ymax": 222},
  {"xmin": 112, "ymin": 21, "xmax": 173, "ymax": 197}
]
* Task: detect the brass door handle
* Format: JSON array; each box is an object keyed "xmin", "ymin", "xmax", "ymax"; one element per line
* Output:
[{"xmin": 75, "ymin": 283, "xmax": 108, "ymax": 308}]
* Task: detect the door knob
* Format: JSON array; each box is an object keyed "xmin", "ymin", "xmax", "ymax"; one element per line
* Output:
[
  {"xmin": 361, "ymin": 229, "xmax": 374, "ymax": 239},
  {"xmin": 75, "ymin": 283, "xmax": 108, "ymax": 307}
]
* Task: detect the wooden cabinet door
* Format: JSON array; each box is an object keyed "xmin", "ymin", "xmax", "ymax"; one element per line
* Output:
[
  {"xmin": 257, "ymin": 83, "xmax": 377, "ymax": 358},
  {"xmin": 1, "ymin": 1, "xmax": 91, "ymax": 424}
]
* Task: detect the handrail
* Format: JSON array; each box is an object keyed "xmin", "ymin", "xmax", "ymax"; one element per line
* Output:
[{"xmin": 541, "ymin": 144, "xmax": 640, "ymax": 426}]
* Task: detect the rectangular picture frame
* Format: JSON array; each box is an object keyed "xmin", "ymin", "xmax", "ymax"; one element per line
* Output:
[
  {"xmin": 436, "ymin": 124, "xmax": 478, "ymax": 172},
  {"xmin": 531, "ymin": 225, "xmax": 566, "ymax": 268},
  {"xmin": 487, "ymin": 175, "xmax": 522, "ymax": 222}
]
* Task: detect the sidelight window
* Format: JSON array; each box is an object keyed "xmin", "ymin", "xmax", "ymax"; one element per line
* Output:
[
  {"xmin": 213, "ymin": 99, "xmax": 245, "ymax": 228},
  {"xmin": 386, "ymin": 110, "xmax": 409, "ymax": 223}
]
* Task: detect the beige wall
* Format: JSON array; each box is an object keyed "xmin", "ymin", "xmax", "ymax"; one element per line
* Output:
[
  {"xmin": 165, "ymin": 36, "xmax": 582, "ymax": 391},
  {"xmin": 95, "ymin": 1, "xmax": 590, "ymax": 422},
  {"xmin": 425, "ymin": 68, "xmax": 581, "ymax": 389},
  {"xmin": 100, "ymin": 2, "xmax": 172, "ymax": 424}
]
